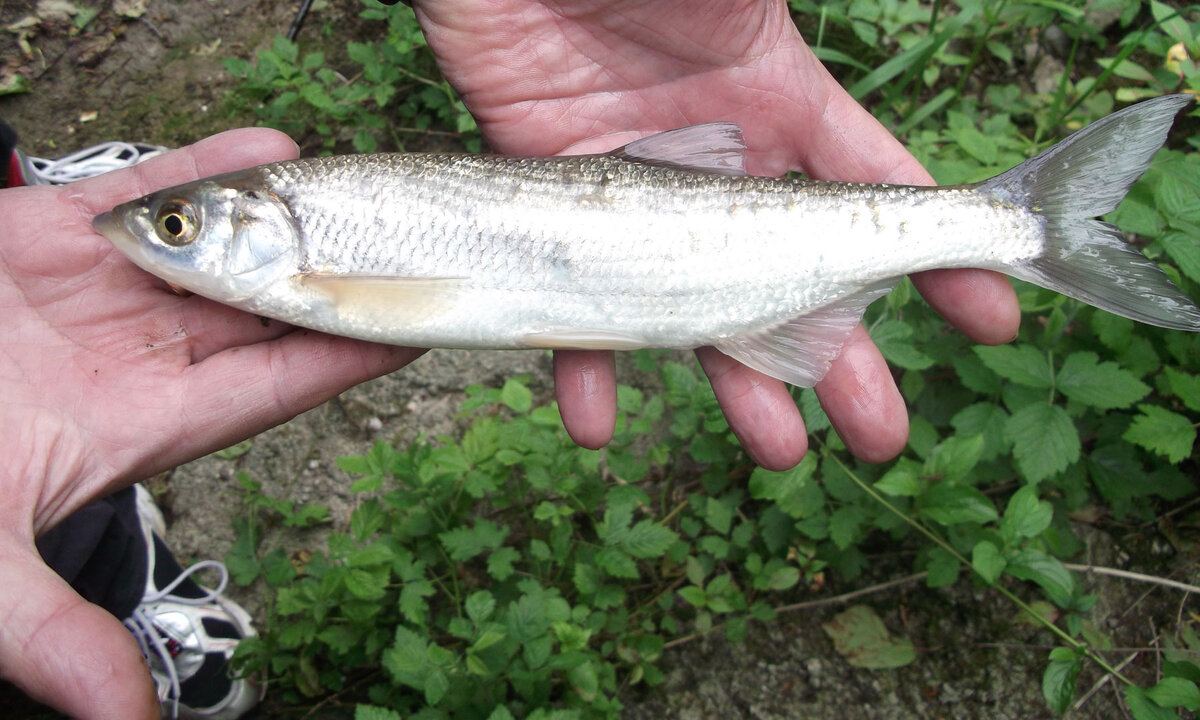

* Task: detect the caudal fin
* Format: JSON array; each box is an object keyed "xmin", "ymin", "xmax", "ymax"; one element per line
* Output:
[{"xmin": 981, "ymin": 94, "xmax": 1200, "ymax": 331}]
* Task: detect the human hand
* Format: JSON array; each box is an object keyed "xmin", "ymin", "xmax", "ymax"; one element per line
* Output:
[
  {"xmin": 412, "ymin": 0, "xmax": 1021, "ymax": 467},
  {"xmin": 0, "ymin": 129, "xmax": 423, "ymax": 719}
]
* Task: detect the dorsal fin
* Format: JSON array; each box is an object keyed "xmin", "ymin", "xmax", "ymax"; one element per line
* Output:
[{"xmin": 611, "ymin": 122, "xmax": 748, "ymax": 176}]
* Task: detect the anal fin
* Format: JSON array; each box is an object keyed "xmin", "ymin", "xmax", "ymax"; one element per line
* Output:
[{"xmin": 713, "ymin": 282, "xmax": 895, "ymax": 387}]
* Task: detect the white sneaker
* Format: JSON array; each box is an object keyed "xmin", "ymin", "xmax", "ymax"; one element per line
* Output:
[
  {"xmin": 19, "ymin": 140, "xmax": 166, "ymax": 185},
  {"xmin": 122, "ymin": 486, "xmax": 261, "ymax": 720}
]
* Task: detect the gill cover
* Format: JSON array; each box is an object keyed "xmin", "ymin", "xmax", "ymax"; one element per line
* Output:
[{"xmin": 222, "ymin": 187, "xmax": 300, "ymax": 299}]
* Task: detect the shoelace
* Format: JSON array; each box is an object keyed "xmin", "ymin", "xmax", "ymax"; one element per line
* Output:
[
  {"xmin": 123, "ymin": 559, "xmax": 230, "ymax": 720},
  {"xmin": 20, "ymin": 141, "xmax": 167, "ymax": 185}
]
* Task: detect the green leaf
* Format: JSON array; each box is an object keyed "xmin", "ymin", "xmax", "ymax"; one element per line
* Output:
[
  {"xmin": 1006, "ymin": 403, "xmax": 1080, "ymax": 483},
  {"xmin": 344, "ymin": 568, "xmax": 387, "ymax": 600},
  {"xmin": 466, "ymin": 591, "xmax": 496, "ymax": 623},
  {"xmin": 768, "ymin": 566, "xmax": 801, "ymax": 591},
  {"xmin": 1127, "ymin": 685, "xmax": 1183, "ymax": 720},
  {"xmin": 439, "ymin": 519, "xmax": 508, "ymax": 561},
  {"xmin": 1160, "ymin": 231, "xmax": 1200, "ymax": 285},
  {"xmin": 971, "ymin": 541, "xmax": 1005, "ymax": 584},
  {"xmin": 678, "ymin": 586, "xmax": 708, "ymax": 608},
  {"xmin": 1006, "ymin": 548, "xmax": 1074, "ymax": 597},
  {"xmin": 1164, "ymin": 367, "xmax": 1200, "ymax": 413},
  {"xmin": 356, "ymin": 705, "xmax": 403, "ymax": 720},
  {"xmin": 1125, "ymin": 405, "xmax": 1197, "ymax": 463},
  {"xmin": 871, "ymin": 320, "xmax": 935, "ymax": 370},
  {"xmin": 399, "ymin": 580, "xmax": 435, "ymax": 625},
  {"xmin": 821, "ymin": 605, "xmax": 916, "ymax": 669},
  {"xmin": 1057, "ymin": 352, "xmax": 1150, "ymax": 410},
  {"xmin": 617, "ymin": 519, "xmax": 678, "ymax": 559},
  {"xmin": 596, "ymin": 547, "xmax": 639, "ymax": 578},
  {"xmin": 500, "ymin": 378, "xmax": 533, "ymax": 413},
  {"xmin": 875, "ymin": 459, "xmax": 921, "ymax": 497},
  {"xmin": 925, "ymin": 547, "xmax": 961, "ymax": 587},
  {"xmin": 1145, "ymin": 676, "xmax": 1200, "ymax": 711},
  {"xmin": 923, "ymin": 434, "xmax": 984, "ymax": 481},
  {"xmin": 1001, "ymin": 486, "xmax": 1053, "ymax": 541},
  {"xmin": 487, "ymin": 546, "xmax": 520, "ymax": 581},
  {"xmin": 705, "ymin": 498, "xmax": 734, "ymax": 536},
  {"xmin": 424, "ymin": 667, "xmax": 449, "ymax": 705},
  {"xmin": 829, "ymin": 505, "xmax": 866, "ymax": 550},
  {"xmin": 920, "ymin": 483, "xmax": 999, "ymax": 526},
  {"xmin": 974, "ymin": 344, "xmax": 1052, "ymax": 388},
  {"xmin": 1042, "ymin": 649, "xmax": 1081, "ymax": 714}
]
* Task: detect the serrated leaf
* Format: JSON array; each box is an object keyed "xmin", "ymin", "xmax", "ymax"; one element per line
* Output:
[
  {"xmin": 487, "ymin": 546, "xmax": 520, "ymax": 581},
  {"xmin": 1042, "ymin": 651, "xmax": 1081, "ymax": 713},
  {"xmin": 678, "ymin": 585, "xmax": 708, "ymax": 608},
  {"xmin": 356, "ymin": 705, "xmax": 403, "ymax": 720},
  {"xmin": 424, "ymin": 668, "xmax": 449, "ymax": 705},
  {"xmin": 821, "ymin": 605, "xmax": 916, "ymax": 669},
  {"xmin": 439, "ymin": 519, "xmax": 508, "ymax": 562},
  {"xmin": 1145, "ymin": 676, "xmax": 1200, "ymax": 711},
  {"xmin": 596, "ymin": 547, "xmax": 639, "ymax": 578},
  {"xmin": 1127, "ymin": 685, "xmax": 1183, "ymax": 720},
  {"xmin": 1165, "ymin": 367, "xmax": 1200, "ymax": 413},
  {"xmin": 500, "ymin": 378, "xmax": 532, "ymax": 413},
  {"xmin": 1057, "ymin": 352, "xmax": 1150, "ymax": 410},
  {"xmin": 344, "ymin": 568, "xmax": 387, "ymax": 600},
  {"xmin": 920, "ymin": 483, "xmax": 999, "ymax": 525},
  {"xmin": 1006, "ymin": 548, "xmax": 1074, "ymax": 597},
  {"xmin": 1160, "ymin": 231, "xmax": 1200, "ymax": 285},
  {"xmin": 617, "ymin": 519, "xmax": 678, "ymax": 558},
  {"xmin": 974, "ymin": 344, "xmax": 1051, "ymax": 388},
  {"xmin": 829, "ymin": 505, "xmax": 866, "ymax": 549},
  {"xmin": 1124, "ymin": 404, "xmax": 1196, "ymax": 463},
  {"xmin": 768, "ymin": 566, "xmax": 801, "ymax": 591},
  {"xmin": 971, "ymin": 540, "xmax": 1006, "ymax": 584},
  {"xmin": 875, "ymin": 459, "xmax": 921, "ymax": 497},
  {"xmin": 923, "ymin": 434, "xmax": 984, "ymax": 481},
  {"xmin": 871, "ymin": 320, "xmax": 935, "ymax": 370},
  {"xmin": 400, "ymin": 580, "xmax": 435, "ymax": 625},
  {"xmin": 1006, "ymin": 403, "xmax": 1080, "ymax": 483},
  {"xmin": 466, "ymin": 591, "xmax": 496, "ymax": 623},
  {"xmin": 1001, "ymin": 486, "xmax": 1053, "ymax": 540},
  {"xmin": 950, "ymin": 402, "xmax": 1010, "ymax": 461},
  {"xmin": 925, "ymin": 547, "xmax": 961, "ymax": 587}
]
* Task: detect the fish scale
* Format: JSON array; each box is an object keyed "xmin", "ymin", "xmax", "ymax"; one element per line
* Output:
[{"xmin": 95, "ymin": 95, "xmax": 1200, "ymax": 388}]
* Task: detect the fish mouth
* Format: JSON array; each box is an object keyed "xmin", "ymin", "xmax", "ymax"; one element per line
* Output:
[{"xmin": 93, "ymin": 210, "xmax": 135, "ymax": 249}]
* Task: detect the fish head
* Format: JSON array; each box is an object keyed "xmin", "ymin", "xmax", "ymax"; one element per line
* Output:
[{"xmin": 94, "ymin": 172, "xmax": 300, "ymax": 302}]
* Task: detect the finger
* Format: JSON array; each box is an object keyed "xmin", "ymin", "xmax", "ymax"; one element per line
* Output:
[
  {"xmin": 695, "ymin": 347, "xmax": 807, "ymax": 471},
  {"xmin": 0, "ymin": 543, "xmax": 158, "ymax": 720},
  {"xmin": 912, "ymin": 268, "xmax": 1021, "ymax": 345},
  {"xmin": 815, "ymin": 325, "xmax": 908, "ymax": 463},
  {"xmin": 553, "ymin": 350, "xmax": 617, "ymax": 450},
  {"xmin": 66, "ymin": 127, "xmax": 299, "ymax": 217},
  {"xmin": 113, "ymin": 333, "xmax": 426, "ymax": 479}
]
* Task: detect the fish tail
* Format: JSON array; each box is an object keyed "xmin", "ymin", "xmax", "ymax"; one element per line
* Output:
[{"xmin": 982, "ymin": 93, "xmax": 1200, "ymax": 331}]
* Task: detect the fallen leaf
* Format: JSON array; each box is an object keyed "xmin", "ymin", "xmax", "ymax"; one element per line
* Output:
[{"xmin": 821, "ymin": 604, "xmax": 916, "ymax": 669}]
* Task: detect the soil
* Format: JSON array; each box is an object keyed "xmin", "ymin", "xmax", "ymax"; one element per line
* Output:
[{"xmin": 2, "ymin": 2, "xmax": 1197, "ymax": 719}]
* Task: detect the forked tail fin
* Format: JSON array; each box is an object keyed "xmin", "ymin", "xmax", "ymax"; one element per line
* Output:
[{"xmin": 982, "ymin": 93, "xmax": 1200, "ymax": 330}]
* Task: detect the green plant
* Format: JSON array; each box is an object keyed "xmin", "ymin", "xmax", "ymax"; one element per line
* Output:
[{"xmin": 222, "ymin": 2, "xmax": 478, "ymax": 153}]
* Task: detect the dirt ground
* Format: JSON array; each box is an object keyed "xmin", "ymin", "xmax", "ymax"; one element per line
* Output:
[{"xmin": 2, "ymin": 1, "xmax": 1198, "ymax": 718}]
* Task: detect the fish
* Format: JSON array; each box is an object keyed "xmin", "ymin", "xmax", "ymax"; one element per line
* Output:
[{"xmin": 94, "ymin": 94, "xmax": 1200, "ymax": 388}]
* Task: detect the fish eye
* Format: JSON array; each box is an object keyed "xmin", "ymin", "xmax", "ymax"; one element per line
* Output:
[{"xmin": 154, "ymin": 200, "xmax": 199, "ymax": 246}]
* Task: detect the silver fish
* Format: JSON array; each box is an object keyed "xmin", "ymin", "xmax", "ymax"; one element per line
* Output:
[{"xmin": 95, "ymin": 95, "xmax": 1200, "ymax": 387}]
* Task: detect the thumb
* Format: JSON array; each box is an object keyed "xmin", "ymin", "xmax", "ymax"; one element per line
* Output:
[{"xmin": 0, "ymin": 542, "xmax": 158, "ymax": 720}]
